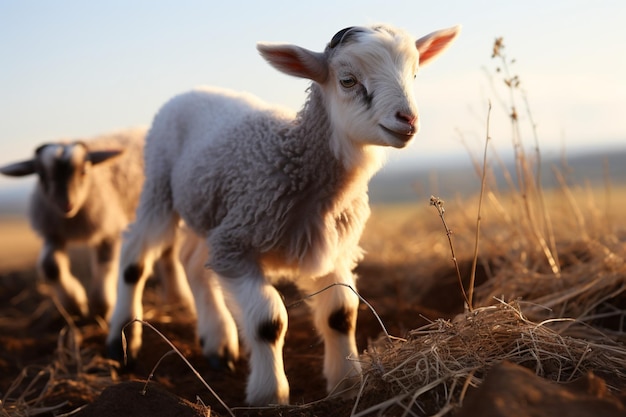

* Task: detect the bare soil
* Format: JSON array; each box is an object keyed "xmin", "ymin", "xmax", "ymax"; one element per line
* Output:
[{"xmin": 1, "ymin": 214, "xmax": 625, "ymax": 416}]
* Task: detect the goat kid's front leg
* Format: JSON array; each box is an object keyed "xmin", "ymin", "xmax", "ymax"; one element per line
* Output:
[
  {"xmin": 106, "ymin": 212, "xmax": 186, "ymax": 364},
  {"xmin": 39, "ymin": 241, "xmax": 89, "ymax": 317},
  {"xmin": 106, "ymin": 217, "xmax": 181, "ymax": 364},
  {"xmin": 298, "ymin": 271, "xmax": 362, "ymax": 398},
  {"xmin": 105, "ymin": 233, "xmax": 156, "ymax": 364},
  {"xmin": 88, "ymin": 238, "xmax": 120, "ymax": 321},
  {"xmin": 219, "ymin": 274, "xmax": 289, "ymax": 405}
]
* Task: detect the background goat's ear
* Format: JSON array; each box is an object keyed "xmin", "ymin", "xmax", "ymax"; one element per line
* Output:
[
  {"xmin": 88, "ymin": 149, "xmax": 124, "ymax": 165},
  {"xmin": 257, "ymin": 43, "xmax": 328, "ymax": 83},
  {"xmin": 416, "ymin": 25, "xmax": 461, "ymax": 67},
  {"xmin": 0, "ymin": 159, "xmax": 37, "ymax": 177}
]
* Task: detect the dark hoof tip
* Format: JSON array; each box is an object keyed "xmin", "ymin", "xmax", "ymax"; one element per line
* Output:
[
  {"xmin": 207, "ymin": 353, "xmax": 236, "ymax": 373},
  {"xmin": 106, "ymin": 340, "xmax": 136, "ymax": 370},
  {"xmin": 106, "ymin": 339, "xmax": 124, "ymax": 361}
]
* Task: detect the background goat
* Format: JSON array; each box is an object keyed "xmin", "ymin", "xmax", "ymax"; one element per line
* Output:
[{"xmin": 0, "ymin": 129, "xmax": 194, "ymax": 319}]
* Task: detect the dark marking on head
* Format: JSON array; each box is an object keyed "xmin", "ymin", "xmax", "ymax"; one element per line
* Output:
[
  {"xmin": 123, "ymin": 263, "xmax": 144, "ymax": 284},
  {"xmin": 363, "ymin": 89, "xmax": 374, "ymax": 109},
  {"xmin": 328, "ymin": 26, "xmax": 365, "ymax": 49},
  {"xmin": 35, "ymin": 143, "xmax": 85, "ymax": 197},
  {"xmin": 54, "ymin": 148, "xmax": 78, "ymax": 185},
  {"xmin": 34, "ymin": 144, "xmax": 53, "ymax": 191},
  {"xmin": 41, "ymin": 252, "xmax": 60, "ymax": 281},
  {"xmin": 258, "ymin": 318, "xmax": 284, "ymax": 344},
  {"xmin": 328, "ymin": 307, "xmax": 354, "ymax": 334},
  {"xmin": 35, "ymin": 143, "xmax": 52, "ymax": 157}
]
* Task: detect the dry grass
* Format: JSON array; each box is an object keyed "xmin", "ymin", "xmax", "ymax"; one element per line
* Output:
[
  {"xmin": 1, "ymin": 319, "xmax": 118, "ymax": 417},
  {"xmin": 351, "ymin": 183, "xmax": 626, "ymax": 415},
  {"xmin": 357, "ymin": 300, "xmax": 626, "ymax": 416}
]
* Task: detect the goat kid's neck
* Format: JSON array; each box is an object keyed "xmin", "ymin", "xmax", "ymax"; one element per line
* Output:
[{"xmin": 294, "ymin": 84, "xmax": 386, "ymax": 183}]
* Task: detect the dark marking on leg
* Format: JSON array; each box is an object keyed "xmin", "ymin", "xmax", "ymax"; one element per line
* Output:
[
  {"xmin": 41, "ymin": 252, "xmax": 60, "ymax": 281},
  {"xmin": 328, "ymin": 307, "xmax": 353, "ymax": 334},
  {"xmin": 258, "ymin": 318, "xmax": 284, "ymax": 344},
  {"xmin": 123, "ymin": 263, "xmax": 144, "ymax": 284}
]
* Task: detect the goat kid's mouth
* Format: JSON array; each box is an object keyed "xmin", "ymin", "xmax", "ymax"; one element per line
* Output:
[
  {"xmin": 56, "ymin": 200, "xmax": 77, "ymax": 217},
  {"xmin": 379, "ymin": 124, "xmax": 415, "ymax": 146}
]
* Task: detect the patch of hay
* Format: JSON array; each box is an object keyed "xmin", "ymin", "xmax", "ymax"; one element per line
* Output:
[
  {"xmin": 356, "ymin": 299, "xmax": 626, "ymax": 416},
  {"xmin": 1, "ymin": 320, "xmax": 118, "ymax": 416},
  {"xmin": 350, "ymin": 232, "xmax": 626, "ymax": 416}
]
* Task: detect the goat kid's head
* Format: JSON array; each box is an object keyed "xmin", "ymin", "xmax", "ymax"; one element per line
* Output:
[
  {"xmin": 257, "ymin": 24, "xmax": 460, "ymax": 149},
  {"xmin": 0, "ymin": 142, "xmax": 124, "ymax": 217}
]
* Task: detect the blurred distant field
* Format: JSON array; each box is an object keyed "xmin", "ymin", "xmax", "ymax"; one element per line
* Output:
[{"xmin": 0, "ymin": 216, "xmax": 39, "ymax": 272}]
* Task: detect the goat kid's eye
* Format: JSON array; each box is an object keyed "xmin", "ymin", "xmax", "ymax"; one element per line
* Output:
[{"xmin": 339, "ymin": 76, "xmax": 358, "ymax": 89}]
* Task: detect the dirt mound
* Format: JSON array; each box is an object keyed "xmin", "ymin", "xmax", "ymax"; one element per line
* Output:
[
  {"xmin": 76, "ymin": 380, "xmax": 208, "ymax": 417},
  {"xmin": 458, "ymin": 361, "xmax": 625, "ymax": 417}
]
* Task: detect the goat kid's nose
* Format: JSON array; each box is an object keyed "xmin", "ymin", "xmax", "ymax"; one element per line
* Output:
[{"xmin": 395, "ymin": 111, "xmax": 418, "ymax": 132}]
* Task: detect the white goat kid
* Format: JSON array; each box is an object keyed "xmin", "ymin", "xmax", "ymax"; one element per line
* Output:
[{"xmin": 106, "ymin": 24, "xmax": 460, "ymax": 405}]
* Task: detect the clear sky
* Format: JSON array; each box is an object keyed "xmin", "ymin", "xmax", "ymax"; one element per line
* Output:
[{"xmin": 1, "ymin": 1, "xmax": 625, "ymax": 190}]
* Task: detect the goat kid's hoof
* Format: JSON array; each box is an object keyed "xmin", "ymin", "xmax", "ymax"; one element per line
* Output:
[
  {"xmin": 200, "ymin": 337, "xmax": 238, "ymax": 372},
  {"xmin": 57, "ymin": 294, "xmax": 90, "ymax": 319},
  {"xmin": 246, "ymin": 391, "xmax": 290, "ymax": 407},
  {"xmin": 105, "ymin": 338, "xmax": 136, "ymax": 370},
  {"xmin": 207, "ymin": 352, "xmax": 236, "ymax": 373}
]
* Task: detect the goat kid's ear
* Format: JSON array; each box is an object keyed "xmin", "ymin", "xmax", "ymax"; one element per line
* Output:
[
  {"xmin": 416, "ymin": 25, "xmax": 461, "ymax": 67},
  {"xmin": 0, "ymin": 159, "xmax": 37, "ymax": 177},
  {"xmin": 257, "ymin": 43, "xmax": 328, "ymax": 84},
  {"xmin": 88, "ymin": 149, "xmax": 125, "ymax": 166}
]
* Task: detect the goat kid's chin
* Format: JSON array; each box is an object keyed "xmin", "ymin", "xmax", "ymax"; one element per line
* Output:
[
  {"xmin": 54, "ymin": 200, "xmax": 80, "ymax": 218},
  {"xmin": 379, "ymin": 124, "xmax": 416, "ymax": 148}
]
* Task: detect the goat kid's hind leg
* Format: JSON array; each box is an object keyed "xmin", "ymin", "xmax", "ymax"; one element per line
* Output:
[
  {"xmin": 88, "ymin": 238, "xmax": 120, "ymax": 321},
  {"xmin": 298, "ymin": 271, "xmax": 362, "ymax": 398},
  {"xmin": 154, "ymin": 233, "xmax": 195, "ymax": 313},
  {"xmin": 219, "ymin": 275, "xmax": 289, "ymax": 405},
  {"xmin": 180, "ymin": 233, "xmax": 239, "ymax": 371},
  {"xmin": 106, "ymin": 213, "xmax": 179, "ymax": 363},
  {"xmin": 39, "ymin": 241, "xmax": 89, "ymax": 317}
]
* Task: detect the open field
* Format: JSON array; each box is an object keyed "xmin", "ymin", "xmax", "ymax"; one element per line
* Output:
[
  {"xmin": 2, "ymin": 27, "xmax": 624, "ymax": 415},
  {"xmin": 1, "ymin": 180, "xmax": 625, "ymax": 416}
]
